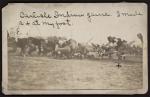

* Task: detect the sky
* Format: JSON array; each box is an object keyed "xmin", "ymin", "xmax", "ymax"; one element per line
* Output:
[{"xmin": 2, "ymin": 3, "xmax": 147, "ymax": 45}]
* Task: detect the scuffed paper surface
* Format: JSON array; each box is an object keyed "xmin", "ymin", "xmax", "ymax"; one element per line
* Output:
[{"xmin": 2, "ymin": 3, "xmax": 148, "ymax": 94}]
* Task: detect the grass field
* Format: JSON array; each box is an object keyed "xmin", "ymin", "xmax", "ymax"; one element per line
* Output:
[{"xmin": 8, "ymin": 54, "xmax": 143, "ymax": 90}]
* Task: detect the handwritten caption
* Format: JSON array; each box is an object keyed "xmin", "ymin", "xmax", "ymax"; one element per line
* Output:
[{"xmin": 18, "ymin": 10, "xmax": 143, "ymax": 29}]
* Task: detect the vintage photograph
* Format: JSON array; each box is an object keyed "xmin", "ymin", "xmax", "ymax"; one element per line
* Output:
[{"xmin": 2, "ymin": 3, "xmax": 148, "ymax": 94}]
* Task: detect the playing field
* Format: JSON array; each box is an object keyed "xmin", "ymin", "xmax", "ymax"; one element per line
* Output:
[{"xmin": 8, "ymin": 55, "xmax": 143, "ymax": 90}]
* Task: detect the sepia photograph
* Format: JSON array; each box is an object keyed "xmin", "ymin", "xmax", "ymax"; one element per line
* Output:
[{"xmin": 2, "ymin": 3, "xmax": 148, "ymax": 94}]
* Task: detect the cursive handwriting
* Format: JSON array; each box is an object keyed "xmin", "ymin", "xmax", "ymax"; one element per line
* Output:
[
  {"xmin": 18, "ymin": 10, "xmax": 144, "ymax": 29},
  {"xmin": 53, "ymin": 11, "xmax": 84, "ymax": 18},
  {"xmin": 19, "ymin": 19, "xmax": 72, "ymax": 29},
  {"xmin": 116, "ymin": 11, "xmax": 143, "ymax": 17},
  {"xmin": 87, "ymin": 12, "xmax": 112, "ymax": 22},
  {"xmin": 20, "ymin": 12, "xmax": 52, "ymax": 18}
]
